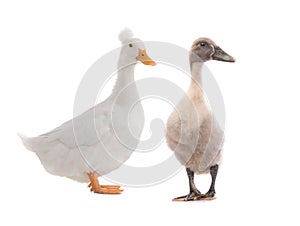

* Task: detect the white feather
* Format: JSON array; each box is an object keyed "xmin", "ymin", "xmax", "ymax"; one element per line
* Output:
[
  {"xmin": 119, "ymin": 28, "xmax": 134, "ymax": 43},
  {"xmin": 18, "ymin": 133, "xmax": 34, "ymax": 151},
  {"xmin": 18, "ymin": 30, "xmax": 146, "ymax": 183}
]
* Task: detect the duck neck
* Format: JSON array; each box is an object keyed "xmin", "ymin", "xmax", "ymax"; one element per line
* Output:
[
  {"xmin": 189, "ymin": 62, "xmax": 204, "ymax": 96},
  {"xmin": 111, "ymin": 55, "xmax": 137, "ymax": 100}
]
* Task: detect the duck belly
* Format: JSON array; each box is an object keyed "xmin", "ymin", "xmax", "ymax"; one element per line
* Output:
[
  {"xmin": 19, "ymin": 106, "xmax": 144, "ymax": 183},
  {"xmin": 167, "ymin": 115, "xmax": 224, "ymax": 175},
  {"xmin": 172, "ymin": 135, "xmax": 224, "ymax": 175},
  {"xmin": 185, "ymin": 144, "xmax": 223, "ymax": 175},
  {"xmin": 20, "ymin": 128, "xmax": 143, "ymax": 183}
]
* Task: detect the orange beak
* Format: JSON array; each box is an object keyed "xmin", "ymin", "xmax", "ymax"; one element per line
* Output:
[{"xmin": 136, "ymin": 49, "xmax": 156, "ymax": 66}]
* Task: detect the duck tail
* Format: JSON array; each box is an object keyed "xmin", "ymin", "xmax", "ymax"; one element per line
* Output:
[{"xmin": 18, "ymin": 133, "xmax": 35, "ymax": 152}]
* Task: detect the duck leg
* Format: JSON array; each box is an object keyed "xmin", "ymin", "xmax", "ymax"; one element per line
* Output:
[
  {"xmin": 172, "ymin": 168, "xmax": 202, "ymax": 201},
  {"xmin": 202, "ymin": 164, "xmax": 218, "ymax": 200},
  {"xmin": 87, "ymin": 172, "xmax": 123, "ymax": 194}
]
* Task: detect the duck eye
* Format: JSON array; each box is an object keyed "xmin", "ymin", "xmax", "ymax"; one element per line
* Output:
[
  {"xmin": 200, "ymin": 42, "xmax": 206, "ymax": 47},
  {"xmin": 129, "ymin": 43, "xmax": 133, "ymax": 47}
]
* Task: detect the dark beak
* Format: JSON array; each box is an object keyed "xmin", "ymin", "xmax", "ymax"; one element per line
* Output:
[{"xmin": 212, "ymin": 46, "xmax": 235, "ymax": 62}]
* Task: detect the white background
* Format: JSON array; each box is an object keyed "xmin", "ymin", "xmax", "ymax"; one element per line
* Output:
[{"xmin": 1, "ymin": 0, "xmax": 299, "ymax": 225}]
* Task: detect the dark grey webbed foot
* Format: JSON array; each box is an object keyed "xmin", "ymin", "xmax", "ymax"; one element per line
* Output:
[
  {"xmin": 185, "ymin": 189, "xmax": 202, "ymax": 201},
  {"xmin": 201, "ymin": 190, "xmax": 216, "ymax": 199},
  {"xmin": 172, "ymin": 168, "xmax": 203, "ymax": 201},
  {"xmin": 173, "ymin": 190, "xmax": 202, "ymax": 201}
]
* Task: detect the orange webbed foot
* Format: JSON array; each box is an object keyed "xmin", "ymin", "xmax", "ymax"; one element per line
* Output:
[{"xmin": 87, "ymin": 173, "xmax": 123, "ymax": 194}]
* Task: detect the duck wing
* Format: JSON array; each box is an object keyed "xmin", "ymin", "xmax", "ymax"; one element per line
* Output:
[{"xmin": 41, "ymin": 104, "xmax": 117, "ymax": 149}]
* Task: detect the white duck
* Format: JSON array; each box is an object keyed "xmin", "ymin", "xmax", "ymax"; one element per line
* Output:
[
  {"xmin": 166, "ymin": 38, "xmax": 235, "ymax": 201},
  {"xmin": 19, "ymin": 29, "xmax": 156, "ymax": 194}
]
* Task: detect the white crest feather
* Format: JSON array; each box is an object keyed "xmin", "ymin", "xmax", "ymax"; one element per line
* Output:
[{"xmin": 119, "ymin": 28, "xmax": 134, "ymax": 43}]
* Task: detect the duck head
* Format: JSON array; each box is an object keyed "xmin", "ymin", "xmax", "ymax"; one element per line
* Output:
[
  {"xmin": 119, "ymin": 28, "xmax": 156, "ymax": 66},
  {"xmin": 190, "ymin": 37, "xmax": 235, "ymax": 63}
]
